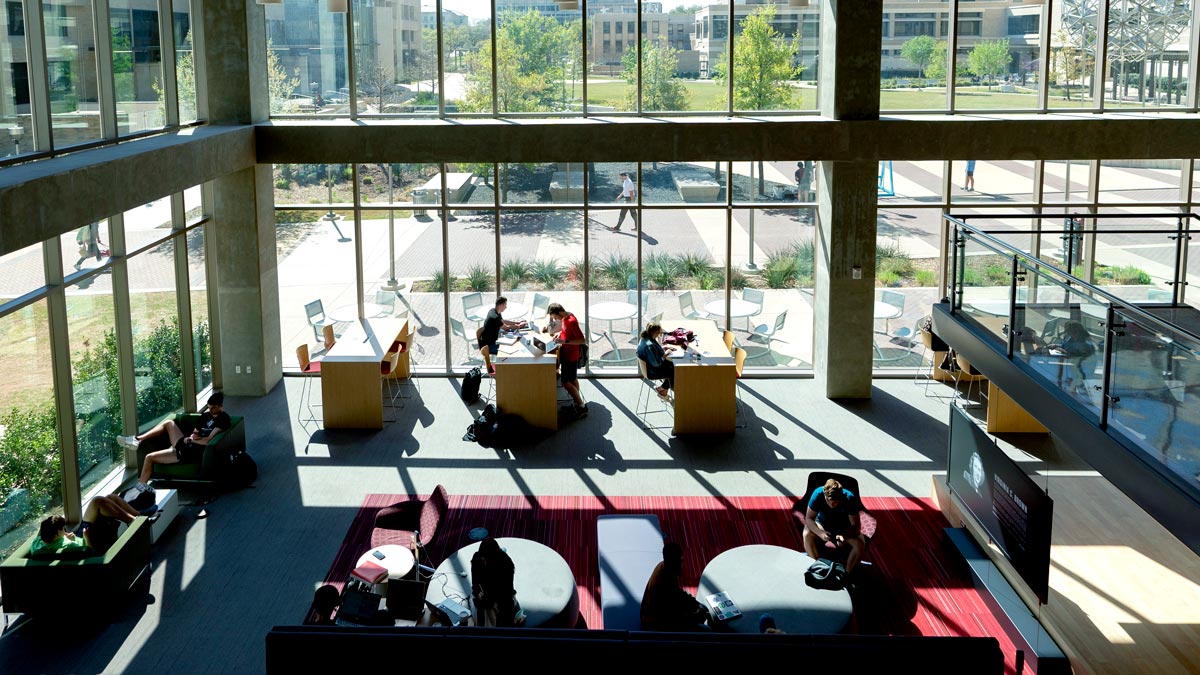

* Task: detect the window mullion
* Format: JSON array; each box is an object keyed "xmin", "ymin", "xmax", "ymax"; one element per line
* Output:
[
  {"xmin": 93, "ymin": 0, "xmax": 118, "ymax": 139},
  {"xmin": 22, "ymin": 0, "xmax": 54, "ymax": 151},
  {"xmin": 43, "ymin": 235, "xmax": 82, "ymax": 522},
  {"xmin": 158, "ymin": 0, "xmax": 180, "ymax": 127}
]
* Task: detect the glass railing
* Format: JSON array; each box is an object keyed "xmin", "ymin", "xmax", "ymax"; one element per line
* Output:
[{"xmin": 946, "ymin": 212, "xmax": 1200, "ymax": 493}]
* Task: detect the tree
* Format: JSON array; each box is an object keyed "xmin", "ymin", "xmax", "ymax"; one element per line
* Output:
[
  {"xmin": 622, "ymin": 39, "xmax": 689, "ymax": 112},
  {"xmin": 413, "ymin": 28, "xmax": 440, "ymax": 96},
  {"xmin": 443, "ymin": 23, "xmax": 469, "ymax": 72},
  {"xmin": 267, "ymin": 40, "xmax": 301, "ymax": 113},
  {"xmin": 670, "ymin": 4, "xmax": 703, "ymax": 14},
  {"xmin": 925, "ymin": 40, "xmax": 949, "ymax": 87},
  {"xmin": 1051, "ymin": 29, "xmax": 1090, "ymax": 101},
  {"xmin": 460, "ymin": 10, "xmax": 578, "ymax": 113},
  {"xmin": 900, "ymin": 35, "xmax": 938, "ymax": 84},
  {"xmin": 357, "ymin": 58, "xmax": 397, "ymax": 113},
  {"xmin": 967, "ymin": 39, "xmax": 1012, "ymax": 90},
  {"xmin": 712, "ymin": 6, "xmax": 802, "ymax": 111},
  {"xmin": 153, "ymin": 30, "xmax": 197, "ymax": 123}
]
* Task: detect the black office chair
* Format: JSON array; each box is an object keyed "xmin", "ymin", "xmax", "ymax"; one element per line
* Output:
[{"xmin": 791, "ymin": 471, "xmax": 878, "ymax": 561}]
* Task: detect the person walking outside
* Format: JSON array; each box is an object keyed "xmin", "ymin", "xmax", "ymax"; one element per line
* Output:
[
  {"xmin": 609, "ymin": 171, "xmax": 638, "ymax": 231},
  {"xmin": 964, "ymin": 160, "xmax": 977, "ymax": 192}
]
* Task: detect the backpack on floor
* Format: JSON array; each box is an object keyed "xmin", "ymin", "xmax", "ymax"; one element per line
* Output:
[
  {"xmin": 464, "ymin": 404, "xmax": 498, "ymax": 444},
  {"xmin": 461, "ymin": 367, "xmax": 483, "ymax": 403},
  {"xmin": 224, "ymin": 450, "xmax": 257, "ymax": 488}
]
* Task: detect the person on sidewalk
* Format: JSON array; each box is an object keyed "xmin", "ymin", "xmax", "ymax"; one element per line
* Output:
[
  {"xmin": 610, "ymin": 171, "xmax": 638, "ymax": 231},
  {"xmin": 117, "ymin": 392, "xmax": 230, "ymax": 493},
  {"xmin": 964, "ymin": 160, "xmax": 977, "ymax": 191}
]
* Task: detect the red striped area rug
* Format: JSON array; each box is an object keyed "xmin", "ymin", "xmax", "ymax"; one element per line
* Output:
[{"xmin": 322, "ymin": 494, "xmax": 1025, "ymax": 674}]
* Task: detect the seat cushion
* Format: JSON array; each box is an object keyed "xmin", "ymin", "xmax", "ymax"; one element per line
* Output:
[
  {"xmin": 303, "ymin": 361, "xmax": 321, "ymax": 373},
  {"xmin": 370, "ymin": 527, "xmax": 417, "ymax": 549}
]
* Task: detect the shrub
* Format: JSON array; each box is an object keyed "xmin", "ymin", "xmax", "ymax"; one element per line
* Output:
[
  {"xmin": 501, "ymin": 258, "xmax": 529, "ymax": 289},
  {"xmin": 915, "ymin": 269, "xmax": 937, "ymax": 286},
  {"xmin": 983, "ymin": 265, "xmax": 1010, "ymax": 286},
  {"xmin": 727, "ymin": 269, "xmax": 749, "ymax": 290},
  {"xmin": 427, "ymin": 270, "xmax": 446, "ymax": 292},
  {"xmin": 876, "ymin": 239, "xmax": 910, "ymax": 268},
  {"xmin": 274, "ymin": 179, "xmax": 289, "ymax": 190},
  {"xmin": 275, "ymin": 210, "xmax": 321, "ymax": 224},
  {"xmin": 644, "ymin": 253, "xmax": 680, "ymax": 289},
  {"xmin": 878, "ymin": 271, "xmax": 902, "ymax": 287},
  {"xmin": 696, "ymin": 269, "xmax": 722, "ymax": 291},
  {"xmin": 598, "ymin": 252, "xmax": 637, "ymax": 288},
  {"xmin": 677, "ymin": 251, "xmax": 713, "ymax": 277},
  {"xmin": 1107, "ymin": 265, "xmax": 1152, "ymax": 285},
  {"xmin": 465, "ymin": 265, "xmax": 493, "ymax": 292},
  {"xmin": 764, "ymin": 265, "xmax": 796, "ymax": 289},
  {"xmin": 531, "ymin": 259, "xmax": 564, "ymax": 287},
  {"xmin": 0, "ymin": 404, "xmax": 62, "ymax": 509},
  {"xmin": 961, "ymin": 269, "xmax": 983, "ymax": 286},
  {"xmin": 791, "ymin": 240, "xmax": 816, "ymax": 280},
  {"xmin": 879, "ymin": 256, "xmax": 914, "ymax": 278}
]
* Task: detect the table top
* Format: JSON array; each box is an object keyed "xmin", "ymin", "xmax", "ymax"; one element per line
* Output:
[
  {"xmin": 963, "ymin": 300, "xmax": 1012, "ymax": 317},
  {"xmin": 704, "ymin": 299, "xmax": 760, "ymax": 319},
  {"xmin": 328, "ymin": 303, "xmax": 386, "ymax": 323},
  {"xmin": 697, "ymin": 545, "xmax": 853, "ymax": 635},
  {"xmin": 494, "ymin": 331, "xmax": 558, "ymax": 365},
  {"xmin": 425, "ymin": 537, "xmax": 578, "ymax": 628},
  {"xmin": 467, "ymin": 302, "xmax": 528, "ymax": 322},
  {"xmin": 356, "ymin": 544, "xmax": 415, "ymax": 580},
  {"xmin": 669, "ymin": 319, "xmax": 734, "ymax": 366},
  {"xmin": 873, "ymin": 301, "xmax": 903, "ymax": 320},
  {"xmin": 322, "ymin": 318, "xmax": 408, "ymax": 363},
  {"xmin": 589, "ymin": 301, "xmax": 638, "ymax": 321}
]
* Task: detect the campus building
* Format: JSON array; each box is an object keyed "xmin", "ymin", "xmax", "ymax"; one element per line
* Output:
[{"xmin": 2, "ymin": 1, "xmax": 1200, "ymax": 672}]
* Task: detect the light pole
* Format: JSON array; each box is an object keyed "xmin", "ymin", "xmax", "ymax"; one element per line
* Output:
[
  {"xmin": 324, "ymin": 164, "xmax": 351, "ymax": 242},
  {"xmin": 382, "ymin": 164, "xmax": 400, "ymax": 290},
  {"xmin": 7, "ymin": 126, "xmax": 23, "ymax": 157}
]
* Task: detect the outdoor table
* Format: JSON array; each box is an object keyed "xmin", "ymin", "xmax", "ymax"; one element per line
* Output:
[
  {"xmin": 873, "ymin": 301, "xmax": 902, "ymax": 321},
  {"xmin": 502, "ymin": 301, "xmax": 529, "ymax": 321},
  {"xmin": 425, "ymin": 537, "xmax": 579, "ymax": 628},
  {"xmin": 328, "ymin": 303, "xmax": 385, "ymax": 323},
  {"xmin": 697, "ymin": 544, "xmax": 853, "ymax": 635},
  {"xmin": 704, "ymin": 298, "xmax": 760, "ymax": 329},
  {"xmin": 589, "ymin": 301, "xmax": 638, "ymax": 336}
]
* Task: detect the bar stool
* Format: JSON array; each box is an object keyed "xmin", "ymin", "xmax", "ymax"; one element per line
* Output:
[
  {"xmin": 733, "ymin": 346, "xmax": 747, "ymax": 428},
  {"xmin": 323, "ymin": 324, "xmax": 337, "ymax": 351},
  {"xmin": 295, "ymin": 345, "xmax": 322, "ymax": 428},
  {"xmin": 381, "ymin": 350, "xmax": 403, "ymax": 414},
  {"xmin": 479, "ymin": 346, "xmax": 496, "ymax": 402},
  {"xmin": 635, "ymin": 357, "xmax": 672, "ymax": 430}
]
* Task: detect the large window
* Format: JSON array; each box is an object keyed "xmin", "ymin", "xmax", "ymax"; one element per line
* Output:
[
  {"xmin": 2, "ymin": 0, "xmax": 32, "ymax": 159},
  {"xmin": 265, "ymin": 0, "xmax": 348, "ymax": 116},
  {"xmin": 66, "ymin": 282, "xmax": 120, "ymax": 497},
  {"xmin": 128, "ymin": 239, "xmax": 182, "ymax": 428},
  {"xmin": 188, "ymin": 225, "xmax": 212, "ymax": 394},
  {"xmin": 173, "ymin": 0, "xmax": 196, "ymax": 123},
  {"xmin": 45, "ymin": 0, "xmax": 102, "ymax": 146},
  {"xmin": 111, "ymin": 0, "xmax": 165, "ymax": 134}
]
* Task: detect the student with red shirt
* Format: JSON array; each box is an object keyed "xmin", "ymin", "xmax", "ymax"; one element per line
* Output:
[{"xmin": 548, "ymin": 303, "xmax": 588, "ymax": 418}]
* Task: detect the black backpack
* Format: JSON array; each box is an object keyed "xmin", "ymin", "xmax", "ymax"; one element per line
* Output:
[
  {"xmin": 224, "ymin": 450, "xmax": 257, "ymax": 488},
  {"xmin": 461, "ymin": 367, "xmax": 483, "ymax": 403},
  {"xmin": 464, "ymin": 404, "xmax": 498, "ymax": 444}
]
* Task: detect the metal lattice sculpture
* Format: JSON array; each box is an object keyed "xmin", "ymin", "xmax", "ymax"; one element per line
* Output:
[{"xmin": 1060, "ymin": 0, "xmax": 1192, "ymax": 63}]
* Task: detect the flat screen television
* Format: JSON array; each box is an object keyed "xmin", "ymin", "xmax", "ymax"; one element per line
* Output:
[{"xmin": 947, "ymin": 405, "xmax": 1053, "ymax": 603}]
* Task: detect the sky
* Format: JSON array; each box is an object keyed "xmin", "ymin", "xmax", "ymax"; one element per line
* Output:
[{"xmin": 432, "ymin": 1, "xmax": 706, "ymax": 24}]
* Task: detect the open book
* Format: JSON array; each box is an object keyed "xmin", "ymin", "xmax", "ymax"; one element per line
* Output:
[{"xmin": 705, "ymin": 591, "xmax": 741, "ymax": 622}]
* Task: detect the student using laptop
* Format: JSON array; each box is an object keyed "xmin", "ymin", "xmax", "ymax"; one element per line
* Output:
[
  {"xmin": 637, "ymin": 321, "xmax": 677, "ymax": 398},
  {"xmin": 547, "ymin": 303, "xmax": 588, "ymax": 418},
  {"xmin": 479, "ymin": 296, "xmax": 526, "ymax": 356}
]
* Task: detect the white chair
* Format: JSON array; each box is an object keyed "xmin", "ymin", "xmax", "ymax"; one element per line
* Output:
[
  {"xmin": 879, "ymin": 290, "xmax": 905, "ymax": 333},
  {"xmin": 462, "ymin": 293, "xmax": 486, "ymax": 326},
  {"xmin": 747, "ymin": 311, "xmax": 787, "ymax": 361},
  {"xmin": 531, "ymin": 292, "xmax": 551, "ymax": 320},
  {"xmin": 374, "ymin": 289, "xmax": 397, "ymax": 317},
  {"xmin": 627, "ymin": 289, "xmax": 649, "ymax": 333},
  {"xmin": 678, "ymin": 291, "xmax": 710, "ymax": 321},
  {"xmin": 450, "ymin": 317, "xmax": 481, "ymax": 364},
  {"xmin": 741, "ymin": 288, "xmax": 765, "ymax": 331},
  {"xmin": 305, "ymin": 300, "xmax": 337, "ymax": 343},
  {"xmin": 635, "ymin": 357, "xmax": 673, "ymax": 430}
]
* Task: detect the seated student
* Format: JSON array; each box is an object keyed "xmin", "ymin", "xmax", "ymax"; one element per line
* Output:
[
  {"xmin": 117, "ymin": 392, "xmax": 231, "ymax": 495},
  {"xmin": 640, "ymin": 541, "xmax": 710, "ymax": 632},
  {"xmin": 636, "ymin": 321, "xmax": 678, "ymax": 398},
  {"xmin": 308, "ymin": 584, "xmax": 341, "ymax": 626},
  {"xmin": 1014, "ymin": 325, "xmax": 1045, "ymax": 357},
  {"xmin": 471, "ymin": 536, "xmax": 523, "ymax": 627},
  {"xmin": 1052, "ymin": 321, "xmax": 1095, "ymax": 358},
  {"xmin": 32, "ymin": 495, "xmax": 143, "ymax": 558},
  {"xmin": 478, "ymin": 296, "xmax": 526, "ymax": 356},
  {"xmin": 802, "ymin": 479, "xmax": 868, "ymax": 576}
]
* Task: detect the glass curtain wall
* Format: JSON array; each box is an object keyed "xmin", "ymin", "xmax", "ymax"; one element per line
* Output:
[
  {"xmin": 173, "ymin": 0, "xmax": 197, "ymax": 123},
  {"xmin": 1, "ymin": 0, "xmax": 34, "ymax": 158},
  {"xmin": 265, "ymin": 0, "xmax": 348, "ymax": 116},
  {"xmin": 353, "ymin": 0, "xmax": 432, "ymax": 115},
  {"xmin": 44, "ymin": 0, "xmax": 102, "ymax": 146},
  {"xmin": 188, "ymin": 225, "xmax": 212, "ymax": 393},
  {"xmin": 127, "ymin": 239, "xmax": 182, "ymax": 429},
  {"xmin": 110, "ymin": 0, "xmax": 165, "ymax": 133}
]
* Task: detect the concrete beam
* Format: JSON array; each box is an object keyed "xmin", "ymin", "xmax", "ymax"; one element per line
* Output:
[
  {"xmin": 0, "ymin": 125, "xmax": 255, "ymax": 256},
  {"xmin": 254, "ymin": 114, "xmax": 1200, "ymax": 165}
]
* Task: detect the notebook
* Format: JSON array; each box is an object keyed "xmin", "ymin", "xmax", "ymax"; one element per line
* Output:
[{"xmin": 497, "ymin": 334, "xmax": 520, "ymax": 346}]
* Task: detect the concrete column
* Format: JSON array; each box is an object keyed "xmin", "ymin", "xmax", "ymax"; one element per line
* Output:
[
  {"xmin": 202, "ymin": 0, "xmax": 278, "ymax": 395},
  {"xmin": 212, "ymin": 165, "xmax": 282, "ymax": 396},
  {"xmin": 815, "ymin": 1, "xmax": 882, "ymax": 399}
]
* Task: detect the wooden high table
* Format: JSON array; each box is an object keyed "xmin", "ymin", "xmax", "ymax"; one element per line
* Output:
[
  {"xmin": 493, "ymin": 333, "xmax": 559, "ymax": 430},
  {"xmin": 321, "ymin": 318, "xmax": 408, "ymax": 429},
  {"xmin": 669, "ymin": 319, "xmax": 736, "ymax": 434}
]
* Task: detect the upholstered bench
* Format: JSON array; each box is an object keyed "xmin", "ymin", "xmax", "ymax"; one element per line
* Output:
[
  {"xmin": 150, "ymin": 488, "xmax": 179, "ymax": 544},
  {"xmin": 597, "ymin": 514, "xmax": 663, "ymax": 630}
]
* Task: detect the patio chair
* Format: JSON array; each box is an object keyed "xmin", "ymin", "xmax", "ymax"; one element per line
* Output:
[
  {"xmin": 531, "ymin": 292, "xmax": 551, "ymax": 320},
  {"xmin": 450, "ymin": 317, "xmax": 481, "ymax": 363},
  {"xmin": 597, "ymin": 331, "xmax": 637, "ymax": 366},
  {"xmin": 879, "ymin": 290, "xmax": 905, "ymax": 333},
  {"xmin": 1148, "ymin": 288, "xmax": 1173, "ymax": 303},
  {"xmin": 872, "ymin": 342, "xmax": 915, "ymax": 367},
  {"xmin": 462, "ymin": 292, "xmax": 486, "ymax": 325},
  {"xmin": 741, "ymin": 288, "xmax": 765, "ymax": 330},
  {"xmin": 627, "ymin": 289, "xmax": 649, "ymax": 333},
  {"xmin": 373, "ymin": 290, "xmax": 397, "ymax": 317},
  {"xmin": 304, "ymin": 300, "xmax": 337, "ymax": 342},
  {"xmin": 678, "ymin": 291, "xmax": 711, "ymax": 321},
  {"xmin": 747, "ymin": 311, "xmax": 787, "ymax": 360}
]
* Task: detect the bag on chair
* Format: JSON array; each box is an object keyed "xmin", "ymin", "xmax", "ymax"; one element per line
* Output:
[
  {"xmin": 804, "ymin": 558, "xmax": 847, "ymax": 591},
  {"xmin": 461, "ymin": 367, "xmax": 483, "ymax": 403}
]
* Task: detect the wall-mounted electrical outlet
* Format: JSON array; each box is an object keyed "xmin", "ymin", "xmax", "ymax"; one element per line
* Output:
[
  {"xmin": 852, "ymin": 266, "xmax": 862, "ymax": 280},
  {"xmin": 235, "ymin": 365, "xmax": 242, "ymax": 374},
  {"xmin": 246, "ymin": 366, "xmax": 252, "ymax": 374}
]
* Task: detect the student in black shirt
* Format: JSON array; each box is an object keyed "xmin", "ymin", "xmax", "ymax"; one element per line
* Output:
[
  {"xmin": 478, "ymin": 296, "xmax": 526, "ymax": 356},
  {"xmin": 117, "ymin": 392, "xmax": 232, "ymax": 494}
]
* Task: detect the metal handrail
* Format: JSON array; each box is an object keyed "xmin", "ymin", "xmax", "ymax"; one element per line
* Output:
[{"xmin": 945, "ymin": 213, "xmax": 1200, "ymax": 345}]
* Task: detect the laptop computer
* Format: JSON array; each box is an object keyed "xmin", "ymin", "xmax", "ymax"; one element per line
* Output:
[
  {"xmin": 527, "ymin": 318, "xmax": 538, "ymax": 334},
  {"xmin": 386, "ymin": 578, "xmax": 427, "ymax": 621},
  {"xmin": 335, "ymin": 588, "xmax": 384, "ymax": 626},
  {"xmin": 532, "ymin": 336, "xmax": 559, "ymax": 353}
]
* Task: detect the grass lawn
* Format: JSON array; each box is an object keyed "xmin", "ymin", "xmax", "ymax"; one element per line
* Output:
[{"xmin": 586, "ymin": 80, "xmax": 818, "ymax": 112}]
